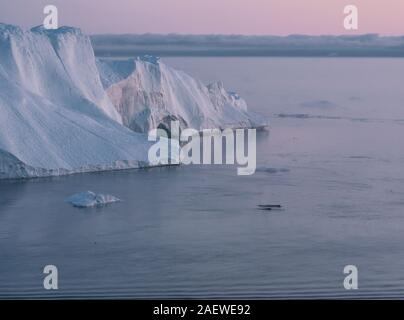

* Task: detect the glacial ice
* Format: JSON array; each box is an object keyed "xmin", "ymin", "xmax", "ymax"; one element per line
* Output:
[
  {"xmin": 66, "ymin": 191, "xmax": 121, "ymax": 208},
  {"xmin": 97, "ymin": 56, "xmax": 267, "ymax": 133},
  {"xmin": 0, "ymin": 23, "xmax": 266, "ymax": 180},
  {"xmin": 0, "ymin": 23, "xmax": 157, "ymax": 179}
]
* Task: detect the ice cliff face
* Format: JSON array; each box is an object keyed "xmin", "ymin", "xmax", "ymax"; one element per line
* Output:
[
  {"xmin": 97, "ymin": 56, "xmax": 267, "ymax": 133},
  {"xmin": 0, "ymin": 24, "xmax": 121, "ymax": 122},
  {"xmin": 0, "ymin": 24, "xmax": 153, "ymax": 179},
  {"xmin": 0, "ymin": 23, "xmax": 265, "ymax": 179}
]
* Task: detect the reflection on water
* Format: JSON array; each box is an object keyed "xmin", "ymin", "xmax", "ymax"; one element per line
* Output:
[{"xmin": 1, "ymin": 58, "xmax": 404, "ymax": 298}]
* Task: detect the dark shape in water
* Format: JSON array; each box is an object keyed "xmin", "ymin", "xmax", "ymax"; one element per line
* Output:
[
  {"xmin": 258, "ymin": 204, "xmax": 282, "ymax": 208},
  {"xmin": 258, "ymin": 207, "xmax": 273, "ymax": 211},
  {"xmin": 258, "ymin": 205, "xmax": 283, "ymax": 211}
]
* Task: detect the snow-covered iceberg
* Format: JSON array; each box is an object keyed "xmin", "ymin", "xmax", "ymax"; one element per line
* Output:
[
  {"xmin": 0, "ymin": 23, "xmax": 265, "ymax": 180},
  {"xmin": 0, "ymin": 23, "xmax": 156, "ymax": 179},
  {"xmin": 66, "ymin": 191, "xmax": 121, "ymax": 208},
  {"xmin": 97, "ymin": 56, "xmax": 267, "ymax": 133}
]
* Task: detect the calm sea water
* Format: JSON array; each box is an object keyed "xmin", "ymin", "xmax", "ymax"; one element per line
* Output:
[{"xmin": 1, "ymin": 58, "xmax": 404, "ymax": 298}]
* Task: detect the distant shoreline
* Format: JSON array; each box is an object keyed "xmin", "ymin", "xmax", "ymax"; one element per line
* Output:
[
  {"xmin": 93, "ymin": 49, "xmax": 404, "ymax": 58},
  {"xmin": 91, "ymin": 34, "xmax": 404, "ymax": 57}
]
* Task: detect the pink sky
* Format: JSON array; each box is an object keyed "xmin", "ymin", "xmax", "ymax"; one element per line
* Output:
[{"xmin": 0, "ymin": 0, "xmax": 403, "ymax": 35}]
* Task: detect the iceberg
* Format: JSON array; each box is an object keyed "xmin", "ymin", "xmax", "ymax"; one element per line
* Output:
[
  {"xmin": 0, "ymin": 23, "xmax": 159, "ymax": 179},
  {"xmin": 97, "ymin": 56, "xmax": 267, "ymax": 133},
  {"xmin": 66, "ymin": 191, "xmax": 121, "ymax": 208},
  {"xmin": 0, "ymin": 23, "xmax": 265, "ymax": 180}
]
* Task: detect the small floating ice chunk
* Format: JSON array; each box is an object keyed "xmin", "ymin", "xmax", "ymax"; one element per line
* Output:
[{"xmin": 67, "ymin": 191, "xmax": 121, "ymax": 208}]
